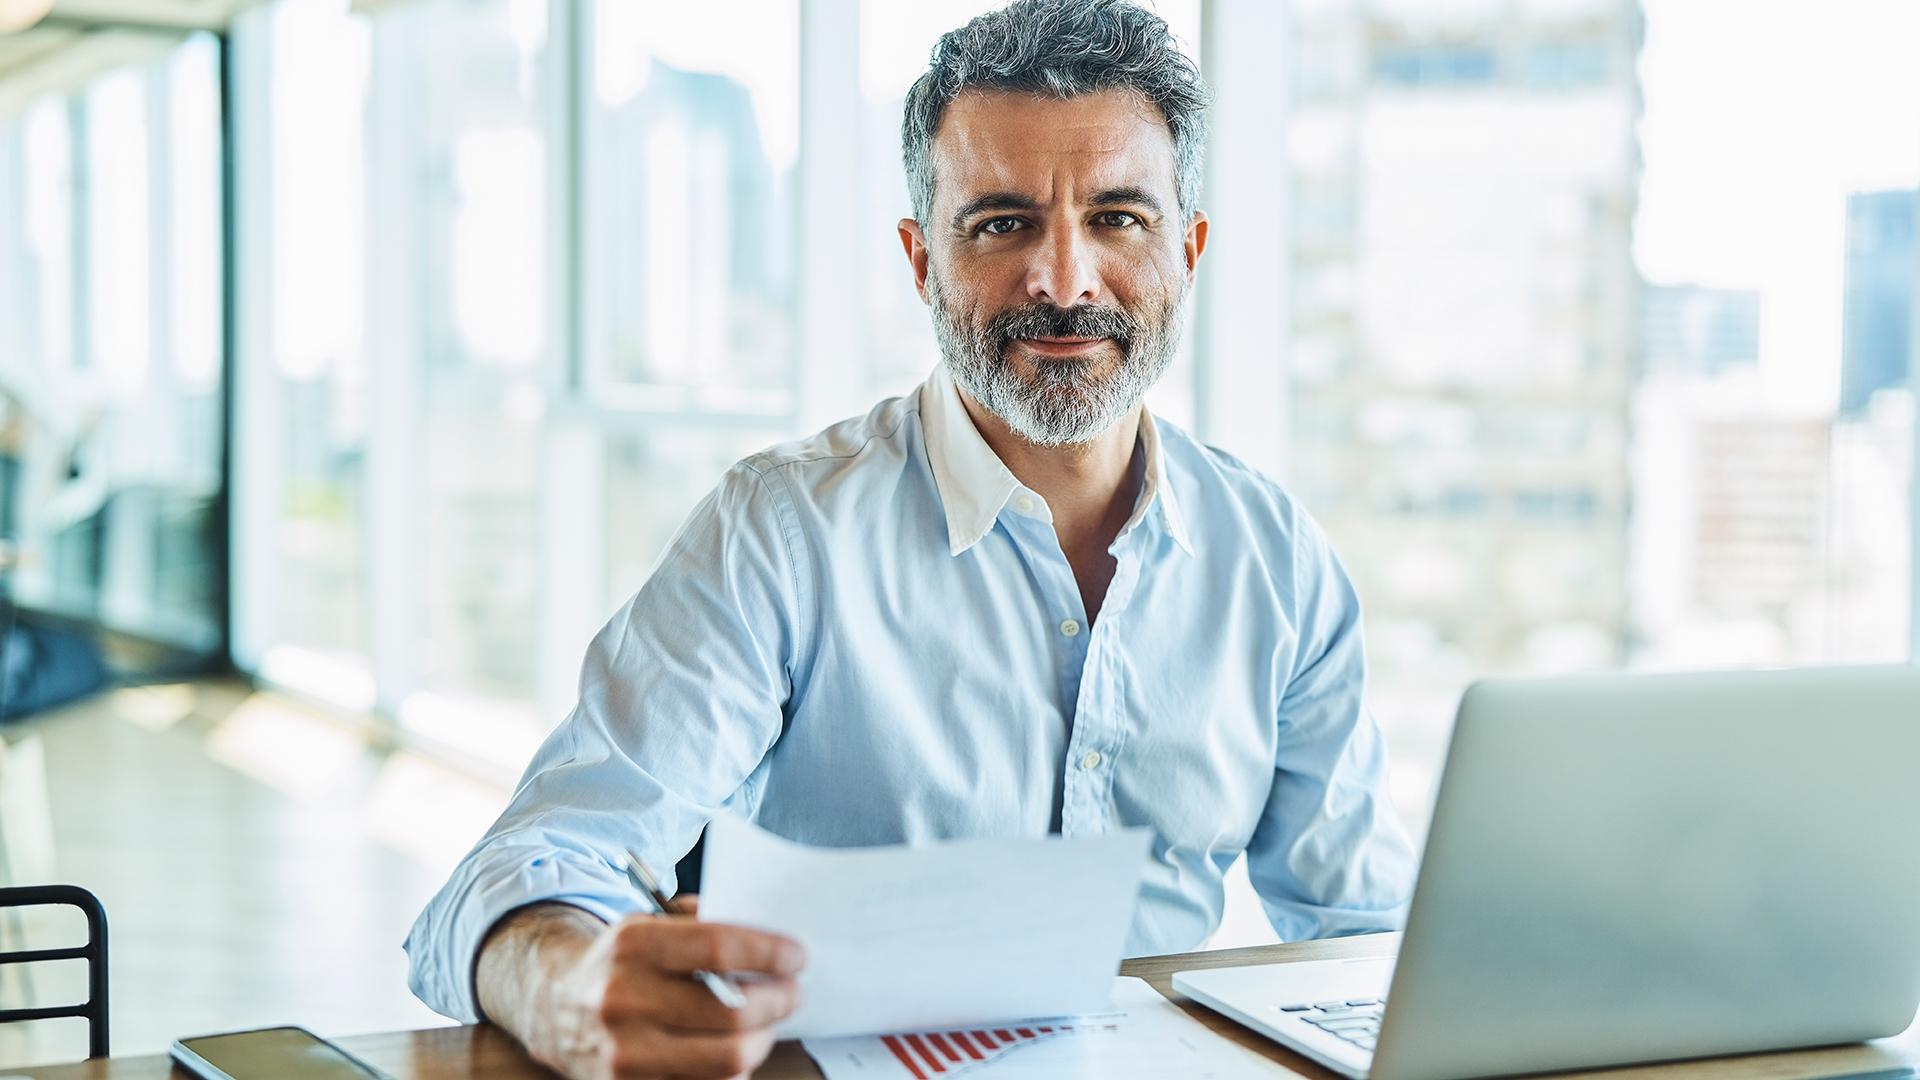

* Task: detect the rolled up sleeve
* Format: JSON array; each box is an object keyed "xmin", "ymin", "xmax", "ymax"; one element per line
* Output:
[
  {"xmin": 1245, "ymin": 514, "xmax": 1417, "ymax": 942},
  {"xmin": 403, "ymin": 461, "xmax": 806, "ymax": 1021}
]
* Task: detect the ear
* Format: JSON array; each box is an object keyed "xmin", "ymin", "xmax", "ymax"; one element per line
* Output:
[
  {"xmin": 1183, "ymin": 210, "xmax": 1209, "ymax": 286},
  {"xmin": 898, "ymin": 218, "xmax": 932, "ymax": 303}
]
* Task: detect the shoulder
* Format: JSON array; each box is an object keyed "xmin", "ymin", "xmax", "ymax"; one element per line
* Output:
[
  {"xmin": 739, "ymin": 393, "xmax": 923, "ymax": 498},
  {"xmin": 1155, "ymin": 416, "xmax": 1332, "ymax": 558},
  {"xmin": 658, "ymin": 394, "xmax": 922, "ymax": 550}
]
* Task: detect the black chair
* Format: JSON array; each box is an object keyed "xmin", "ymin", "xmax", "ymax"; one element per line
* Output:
[{"xmin": 0, "ymin": 884, "xmax": 109, "ymax": 1059}]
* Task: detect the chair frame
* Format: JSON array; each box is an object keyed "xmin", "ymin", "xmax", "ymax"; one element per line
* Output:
[{"xmin": 0, "ymin": 884, "xmax": 109, "ymax": 1059}]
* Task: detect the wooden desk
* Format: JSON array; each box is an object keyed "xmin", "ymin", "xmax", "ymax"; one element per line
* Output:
[{"xmin": 20, "ymin": 933, "xmax": 1920, "ymax": 1079}]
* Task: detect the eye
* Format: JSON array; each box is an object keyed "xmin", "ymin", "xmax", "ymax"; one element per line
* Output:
[
  {"xmin": 979, "ymin": 216, "xmax": 1026, "ymax": 236},
  {"xmin": 1096, "ymin": 211, "xmax": 1141, "ymax": 228}
]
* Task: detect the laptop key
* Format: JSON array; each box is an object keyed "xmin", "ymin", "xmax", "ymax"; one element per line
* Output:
[
  {"xmin": 1346, "ymin": 999, "xmax": 1380, "ymax": 1007},
  {"xmin": 1278, "ymin": 1004, "xmax": 1312, "ymax": 1013},
  {"xmin": 1319, "ymin": 1024, "xmax": 1378, "ymax": 1038},
  {"xmin": 1312, "ymin": 1001, "xmax": 1348, "ymax": 1011},
  {"xmin": 1326, "ymin": 1027, "xmax": 1376, "ymax": 1044}
]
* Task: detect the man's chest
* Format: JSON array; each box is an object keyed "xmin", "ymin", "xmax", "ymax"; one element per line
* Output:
[{"xmin": 755, "ymin": 538, "xmax": 1295, "ymax": 847}]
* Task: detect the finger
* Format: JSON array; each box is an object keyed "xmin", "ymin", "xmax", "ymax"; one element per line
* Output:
[
  {"xmin": 670, "ymin": 894, "xmax": 699, "ymax": 917},
  {"xmin": 627, "ymin": 921, "xmax": 805, "ymax": 977},
  {"xmin": 619, "ymin": 970, "xmax": 800, "ymax": 1032},
  {"xmin": 607, "ymin": 1024, "xmax": 776, "ymax": 1080}
]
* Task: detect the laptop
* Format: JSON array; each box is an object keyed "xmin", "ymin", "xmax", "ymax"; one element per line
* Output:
[{"xmin": 1174, "ymin": 665, "xmax": 1920, "ymax": 1080}]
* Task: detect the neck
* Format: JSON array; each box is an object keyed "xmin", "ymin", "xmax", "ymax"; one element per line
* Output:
[{"xmin": 957, "ymin": 389, "xmax": 1142, "ymax": 553}]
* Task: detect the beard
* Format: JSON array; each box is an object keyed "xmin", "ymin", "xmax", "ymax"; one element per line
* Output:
[{"xmin": 926, "ymin": 267, "xmax": 1186, "ymax": 448}]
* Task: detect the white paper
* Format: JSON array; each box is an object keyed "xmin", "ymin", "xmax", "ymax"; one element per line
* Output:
[
  {"xmin": 698, "ymin": 815, "xmax": 1151, "ymax": 1038},
  {"xmin": 801, "ymin": 976, "xmax": 1295, "ymax": 1079}
]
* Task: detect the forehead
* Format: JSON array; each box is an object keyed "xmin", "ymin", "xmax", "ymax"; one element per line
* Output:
[{"xmin": 930, "ymin": 88, "xmax": 1177, "ymax": 210}]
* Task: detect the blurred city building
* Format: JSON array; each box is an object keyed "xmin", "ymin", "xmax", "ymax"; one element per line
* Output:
[
  {"xmin": 1632, "ymin": 366, "xmax": 1914, "ymax": 670},
  {"xmin": 1279, "ymin": 0, "xmax": 1645, "ymax": 799},
  {"xmin": 1840, "ymin": 189, "xmax": 1916, "ymax": 418},
  {"xmin": 1829, "ymin": 190, "xmax": 1916, "ymax": 666},
  {"xmin": 1828, "ymin": 390, "xmax": 1915, "ymax": 660},
  {"xmin": 1631, "ymin": 371, "xmax": 1829, "ymax": 666},
  {"xmin": 1629, "ymin": 186, "xmax": 1916, "ymax": 672},
  {"xmin": 1641, "ymin": 283, "xmax": 1759, "ymax": 379}
]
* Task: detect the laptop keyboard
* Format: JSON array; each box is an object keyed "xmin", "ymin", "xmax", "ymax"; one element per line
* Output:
[{"xmin": 1277, "ymin": 998, "xmax": 1385, "ymax": 1053}]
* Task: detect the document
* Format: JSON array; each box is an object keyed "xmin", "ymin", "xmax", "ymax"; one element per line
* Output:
[
  {"xmin": 801, "ymin": 976, "xmax": 1294, "ymax": 1079},
  {"xmin": 698, "ymin": 815, "xmax": 1151, "ymax": 1038}
]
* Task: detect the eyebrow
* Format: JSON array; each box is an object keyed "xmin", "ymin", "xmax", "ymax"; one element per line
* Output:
[
  {"xmin": 951, "ymin": 192, "xmax": 1041, "ymax": 231},
  {"xmin": 948, "ymin": 185, "xmax": 1167, "ymax": 231},
  {"xmin": 1087, "ymin": 185, "xmax": 1165, "ymax": 216}
]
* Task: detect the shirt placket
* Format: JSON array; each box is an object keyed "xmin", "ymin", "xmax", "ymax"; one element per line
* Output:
[
  {"xmin": 1063, "ymin": 528, "xmax": 1149, "ymax": 837},
  {"xmin": 1002, "ymin": 499, "xmax": 1151, "ymax": 836},
  {"xmin": 1005, "ymin": 504, "xmax": 1091, "ymax": 711}
]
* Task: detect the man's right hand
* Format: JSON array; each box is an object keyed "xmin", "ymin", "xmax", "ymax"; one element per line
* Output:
[{"xmin": 476, "ymin": 901, "xmax": 806, "ymax": 1080}]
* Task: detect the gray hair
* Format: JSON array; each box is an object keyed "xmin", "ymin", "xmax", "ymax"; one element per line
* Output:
[{"xmin": 901, "ymin": 0, "xmax": 1211, "ymax": 227}]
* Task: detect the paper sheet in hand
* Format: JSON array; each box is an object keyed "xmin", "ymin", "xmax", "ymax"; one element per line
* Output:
[
  {"xmin": 698, "ymin": 816, "xmax": 1150, "ymax": 1038},
  {"xmin": 802, "ymin": 976, "xmax": 1294, "ymax": 1078}
]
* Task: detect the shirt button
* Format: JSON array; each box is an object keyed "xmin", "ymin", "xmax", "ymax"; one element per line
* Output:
[
  {"xmin": 1080, "ymin": 751, "xmax": 1103, "ymax": 770},
  {"xmin": 1015, "ymin": 495, "xmax": 1036, "ymax": 514},
  {"xmin": 1059, "ymin": 618, "xmax": 1080, "ymax": 637}
]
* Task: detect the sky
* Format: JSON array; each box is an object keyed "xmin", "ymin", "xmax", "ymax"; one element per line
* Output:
[{"xmin": 1635, "ymin": 0, "xmax": 1920, "ymax": 412}]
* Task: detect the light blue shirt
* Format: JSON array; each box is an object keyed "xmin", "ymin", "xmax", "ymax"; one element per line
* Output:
[{"xmin": 405, "ymin": 367, "xmax": 1415, "ymax": 1022}]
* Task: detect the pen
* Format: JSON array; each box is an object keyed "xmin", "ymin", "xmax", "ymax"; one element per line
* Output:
[{"xmin": 621, "ymin": 848, "xmax": 749, "ymax": 1010}]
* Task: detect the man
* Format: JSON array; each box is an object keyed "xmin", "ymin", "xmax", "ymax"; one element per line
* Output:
[{"xmin": 406, "ymin": 1, "xmax": 1414, "ymax": 1077}]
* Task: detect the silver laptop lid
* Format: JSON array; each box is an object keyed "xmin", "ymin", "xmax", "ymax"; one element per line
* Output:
[{"xmin": 1371, "ymin": 665, "xmax": 1920, "ymax": 1080}]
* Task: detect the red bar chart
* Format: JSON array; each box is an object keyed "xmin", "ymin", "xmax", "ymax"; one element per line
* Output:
[
  {"xmin": 875, "ymin": 1021, "xmax": 1119, "ymax": 1079},
  {"xmin": 801, "ymin": 977, "xmax": 1288, "ymax": 1079}
]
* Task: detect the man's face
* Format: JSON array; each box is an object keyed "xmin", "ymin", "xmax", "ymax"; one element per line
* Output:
[{"xmin": 900, "ymin": 88, "xmax": 1208, "ymax": 447}]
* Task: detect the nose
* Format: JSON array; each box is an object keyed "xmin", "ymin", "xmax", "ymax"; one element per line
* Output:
[{"xmin": 1025, "ymin": 223, "xmax": 1101, "ymax": 308}]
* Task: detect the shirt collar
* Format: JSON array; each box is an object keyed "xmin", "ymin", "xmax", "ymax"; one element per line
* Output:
[
  {"xmin": 919, "ymin": 365, "xmax": 1194, "ymax": 558},
  {"xmin": 1132, "ymin": 401, "xmax": 1195, "ymax": 556}
]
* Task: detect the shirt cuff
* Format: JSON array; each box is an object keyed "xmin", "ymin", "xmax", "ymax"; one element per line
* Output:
[{"xmin": 404, "ymin": 839, "xmax": 647, "ymax": 1022}]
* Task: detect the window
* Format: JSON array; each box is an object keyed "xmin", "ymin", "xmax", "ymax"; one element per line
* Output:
[
  {"xmin": 381, "ymin": 0, "xmax": 552, "ymax": 718},
  {"xmin": 19, "ymin": 100, "xmax": 74, "ymax": 375},
  {"xmin": 234, "ymin": 0, "xmax": 804, "ymax": 759},
  {"xmin": 583, "ymin": 0, "xmax": 803, "ymax": 613},
  {"xmin": 1238, "ymin": 0, "xmax": 1920, "ymax": 851},
  {"xmin": 0, "ymin": 36, "xmax": 223, "ymax": 655},
  {"xmin": 235, "ymin": 0, "xmax": 373, "ymax": 703},
  {"xmin": 585, "ymin": 0, "xmax": 799, "ymax": 408}
]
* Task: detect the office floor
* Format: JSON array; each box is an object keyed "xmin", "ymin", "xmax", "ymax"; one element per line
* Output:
[{"xmin": 0, "ymin": 680, "xmax": 510, "ymax": 1069}]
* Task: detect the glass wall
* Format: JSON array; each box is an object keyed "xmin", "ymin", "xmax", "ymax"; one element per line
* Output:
[
  {"xmin": 215, "ymin": 0, "xmax": 1919, "ymax": 941},
  {"xmin": 390, "ymin": 0, "xmax": 551, "ymax": 717},
  {"xmin": 1246, "ymin": 0, "xmax": 1920, "ymax": 833},
  {"xmin": 582, "ymin": 0, "xmax": 802, "ymax": 606},
  {"xmin": 586, "ymin": 0, "xmax": 798, "ymax": 406},
  {"xmin": 245, "ymin": 0, "xmax": 372, "ymax": 704},
  {"xmin": 0, "ymin": 34, "xmax": 223, "ymax": 657},
  {"xmin": 231, "ymin": 0, "xmax": 802, "ymax": 762}
]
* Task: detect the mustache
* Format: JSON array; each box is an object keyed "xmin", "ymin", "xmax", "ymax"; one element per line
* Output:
[{"xmin": 987, "ymin": 303, "xmax": 1139, "ymax": 350}]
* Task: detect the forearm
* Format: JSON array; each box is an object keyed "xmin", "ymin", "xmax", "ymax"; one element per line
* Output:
[{"xmin": 475, "ymin": 902, "xmax": 607, "ymax": 1058}]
